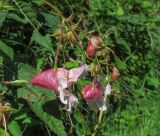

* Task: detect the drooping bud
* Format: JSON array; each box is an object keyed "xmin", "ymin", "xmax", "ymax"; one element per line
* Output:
[
  {"xmin": 82, "ymin": 82, "xmax": 103, "ymax": 101},
  {"xmin": 86, "ymin": 36, "xmax": 102, "ymax": 58},
  {"xmin": 111, "ymin": 67, "xmax": 120, "ymax": 81}
]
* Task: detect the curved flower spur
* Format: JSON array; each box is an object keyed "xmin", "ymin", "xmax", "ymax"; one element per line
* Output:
[{"xmin": 31, "ymin": 64, "xmax": 89, "ymax": 112}]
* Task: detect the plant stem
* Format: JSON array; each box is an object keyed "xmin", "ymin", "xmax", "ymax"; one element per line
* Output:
[{"xmin": 91, "ymin": 95, "xmax": 107, "ymax": 136}]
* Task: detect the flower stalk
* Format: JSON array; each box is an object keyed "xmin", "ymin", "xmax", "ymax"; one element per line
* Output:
[{"xmin": 91, "ymin": 93, "xmax": 107, "ymax": 136}]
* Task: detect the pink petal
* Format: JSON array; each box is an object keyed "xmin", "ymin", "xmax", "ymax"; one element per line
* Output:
[
  {"xmin": 68, "ymin": 64, "xmax": 89, "ymax": 84},
  {"xmin": 90, "ymin": 36, "xmax": 102, "ymax": 48},
  {"xmin": 31, "ymin": 69, "xmax": 59, "ymax": 93},
  {"xmin": 57, "ymin": 68, "xmax": 69, "ymax": 89},
  {"xmin": 82, "ymin": 82, "xmax": 103, "ymax": 102}
]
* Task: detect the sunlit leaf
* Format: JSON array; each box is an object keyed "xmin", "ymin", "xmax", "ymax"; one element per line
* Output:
[
  {"xmin": 8, "ymin": 121, "xmax": 23, "ymax": 136},
  {"xmin": 114, "ymin": 55, "xmax": 126, "ymax": 70}
]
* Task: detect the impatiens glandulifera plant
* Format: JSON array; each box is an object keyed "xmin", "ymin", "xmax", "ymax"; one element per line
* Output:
[
  {"xmin": 111, "ymin": 67, "xmax": 120, "ymax": 81},
  {"xmin": 82, "ymin": 78, "xmax": 112, "ymax": 136},
  {"xmin": 86, "ymin": 36, "xmax": 102, "ymax": 58},
  {"xmin": 31, "ymin": 64, "xmax": 89, "ymax": 112}
]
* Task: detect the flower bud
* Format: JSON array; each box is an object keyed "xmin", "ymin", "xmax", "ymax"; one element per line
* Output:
[
  {"xmin": 86, "ymin": 36, "xmax": 102, "ymax": 58},
  {"xmin": 111, "ymin": 67, "xmax": 120, "ymax": 81}
]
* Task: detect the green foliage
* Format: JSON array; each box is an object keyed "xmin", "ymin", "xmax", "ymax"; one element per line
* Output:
[
  {"xmin": 0, "ymin": 128, "xmax": 10, "ymax": 136},
  {"xmin": 0, "ymin": 0, "xmax": 159, "ymax": 136},
  {"xmin": 32, "ymin": 31, "xmax": 54, "ymax": 54},
  {"xmin": 17, "ymin": 86, "xmax": 66, "ymax": 136},
  {"xmin": 8, "ymin": 121, "xmax": 23, "ymax": 136},
  {"xmin": 0, "ymin": 40, "xmax": 14, "ymax": 60},
  {"xmin": 0, "ymin": 11, "xmax": 7, "ymax": 27}
]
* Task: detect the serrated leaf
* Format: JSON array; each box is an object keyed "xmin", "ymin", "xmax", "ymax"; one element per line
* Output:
[
  {"xmin": 30, "ymin": 101, "xmax": 66, "ymax": 136},
  {"xmin": 116, "ymin": 38, "xmax": 131, "ymax": 54},
  {"xmin": 32, "ymin": 31, "xmax": 54, "ymax": 54},
  {"xmin": 17, "ymin": 87, "xmax": 66, "ymax": 136},
  {"xmin": 0, "ymin": 40, "xmax": 14, "ymax": 60},
  {"xmin": 114, "ymin": 56, "xmax": 126, "ymax": 70},
  {"xmin": 40, "ymin": 12, "xmax": 60, "ymax": 29},
  {"xmin": 7, "ymin": 13, "xmax": 27, "ymax": 24},
  {"xmin": 8, "ymin": 121, "xmax": 23, "ymax": 136},
  {"xmin": 18, "ymin": 63, "xmax": 38, "ymax": 80}
]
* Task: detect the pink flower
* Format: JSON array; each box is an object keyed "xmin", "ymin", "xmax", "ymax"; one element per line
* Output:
[
  {"xmin": 31, "ymin": 64, "xmax": 89, "ymax": 111},
  {"xmin": 82, "ymin": 82, "xmax": 103, "ymax": 102},
  {"xmin": 82, "ymin": 81, "xmax": 110, "ymax": 112}
]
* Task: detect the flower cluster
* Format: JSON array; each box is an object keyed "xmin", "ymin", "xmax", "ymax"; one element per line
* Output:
[
  {"xmin": 31, "ymin": 36, "xmax": 120, "ymax": 112},
  {"xmin": 31, "ymin": 64, "xmax": 89, "ymax": 112}
]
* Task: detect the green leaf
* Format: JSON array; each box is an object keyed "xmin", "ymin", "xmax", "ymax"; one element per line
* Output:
[
  {"xmin": 63, "ymin": 61, "xmax": 79, "ymax": 69},
  {"xmin": 8, "ymin": 121, "xmax": 23, "ymax": 136},
  {"xmin": 0, "ymin": 11, "xmax": 7, "ymax": 27},
  {"xmin": 89, "ymin": 0, "xmax": 102, "ymax": 11},
  {"xmin": 0, "ymin": 40, "xmax": 14, "ymax": 60},
  {"xmin": 74, "ymin": 112, "xmax": 91, "ymax": 135},
  {"xmin": 30, "ymin": 101, "xmax": 66, "ymax": 136},
  {"xmin": 17, "ymin": 87, "xmax": 66, "ymax": 136},
  {"xmin": 17, "ymin": 86, "xmax": 56, "ymax": 103},
  {"xmin": 0, "ymin": 128, "xmax": 10, "ymax": 136},
  {"xmin": 7, "ymin": 13, "xmax": 27, "ymax": 24},
  {"xmin": 40, "ymin": 12, "xmax": 60, "ymax": 29},
  {"xmin": 32, "ymin": 0, "xmax": 44, "ymax": 6},
  {"xmin": 114, "ymin": 55, "xmax": 126, "ymax": 70},
  {"xmin": 142, "ymin": 1, "xmax": 153, "ymax": 8},
  {"xmin": 116, "ymin": 38, "xmax": 131, "ymax": 54},
  {"xmin": 18, "ymin": 63, "xmax": 38, "ymax": 80},
  {"xmin": 32, "ymin": 31, "xmax": 54, "ymax": 54},
  {"xmin": 145, "ymin": 76, "xmax": 159, "ymax": 88},
  {"xmin": 115, "ymin": 2, "xmax": 124, "ymax": 16}
]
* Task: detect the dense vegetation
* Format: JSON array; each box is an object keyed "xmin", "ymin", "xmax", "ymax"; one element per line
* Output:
[{"xmin": 0, "ymin": 0, "xmax": 160, "ymax": 136}]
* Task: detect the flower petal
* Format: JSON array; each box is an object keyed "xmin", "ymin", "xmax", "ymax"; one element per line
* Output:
[
  {"xmin": 105, "ymin": 83, "xmax": 111, "ymax": 95},
  {"xmin": 82, "ymin": 82, "xmax": 103, "ymax": 101},
  {"xmin": 98, "ymin": 101, "xmax": 107, "ymax": 111},
  {"xmin": 66, "ymin": 94, "xmax": 78, "ymax": 112},
  {"xmin": 31, "ymin": 69, "xmax": 59, "ymax": 93},
  {"xmin": 68, "ymin": 64, "xmax": 89, "ymax": 84},
  {"xmin": 59, "ymin": 89, "xmax": 78, "ymax": 112},
  {"xmin": 57, "ymin": 68, "xmax": 69, "ymax": 90}
]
